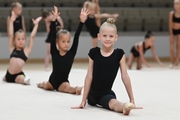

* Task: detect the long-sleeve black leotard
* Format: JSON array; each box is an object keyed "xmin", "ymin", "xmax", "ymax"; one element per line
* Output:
[{"xmin": 48, "ymin": 21, "xmax": 84, "ymax": 90}]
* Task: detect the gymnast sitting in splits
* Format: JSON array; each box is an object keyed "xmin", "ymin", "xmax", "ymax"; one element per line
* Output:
[
  {"xmin": 3, "ymin": 11, "xmax": 42, "ymax": 85},
  {"xmin": 37, "ymin": 6, "xmax": 89, "ymax": 95}
]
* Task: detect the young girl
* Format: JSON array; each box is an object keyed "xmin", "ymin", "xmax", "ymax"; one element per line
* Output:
[
  {"xmin": 128, "ymin": 31, "xmax": 164, "ymax": 70},
  {"xmin": 169, "ymin": 0, "xmax": 180, "ymax": 69},
  {"xmin": 42, "ymin": 9, "xmax": 64, "ymax": 70},
  {"xmin": 7, "ymin": 0, "xmax": 26, "ymax": 34},
  {"xmin": 72, "ymin": 18, "xmax": 142, "ymax": 115},
  {"xmin": 3, "ymin": 11, "xmax": 42, "ymax": 85},
  {"xmin": 84, "ymin": 0, "xmax": 101, "ymax": 27},
  {"xmin": 37, "ymin": 6, "xmax": 89, "ymax": 95},
  {"xmin": 84, "ymin": 1, "xmax": 119, "ymax": 47}
]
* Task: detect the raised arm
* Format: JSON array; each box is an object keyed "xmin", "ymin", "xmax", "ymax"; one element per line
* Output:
[
  {"xmin": 94, "ymin": 0, "xmax": 101, "ymax": 27},
  {"xmin": 22, "ymin": 16, "xmax": 26, "ymax": 33},
  {"xmin": 70, "ymin": 8, "xmax": 89, "ymax": 56},
  {"xmin": 25, "ymin": 16, "xmax": 42, "ymax": 55},
  {"xmin": 150, "ymin": 45, "xmax": 164, "ymax": 67},
  {"xmin": 50, "ymin": 6, "xmax": 60, "ymax": 54},
  {"xmin": 71, "ymin": 57, "xmax": 93, "ymax": 109},
  {"xmin": 57, "ymin": 16, "xmax": 64, "ymax": 29},
  {"xmin": 119, "ymin": 55, "xmax": 135, "ymax": 104},
  {"xmin": 8, "ymin": 12, "xmax": 16, "ymax": 52}
]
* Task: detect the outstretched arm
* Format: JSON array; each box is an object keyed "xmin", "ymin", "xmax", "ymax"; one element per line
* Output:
[
  {"xmin": 151, "ymin": 45, "xmax": 165, "ymax": 67},
  {"xmin": 7, "ymin": 12, "xmax": 16, "ymax": 52},
  {"xmin": 138, "ymin": 44, "xmax": 151, "ymax": 67},
  {"xmin": 25, "ymin": 17, "xmax": 42, "ymax": 56},
  {"xmin": 95, "ymin": 13, "xmax": 119, "ymax": 19},
  {"xmin": 70, "ymin": 8, "xmax": 89, "ymax": 56},
  {"xmin": 71, "ymin": 57, "xmax": 93, "ymax": 109}
]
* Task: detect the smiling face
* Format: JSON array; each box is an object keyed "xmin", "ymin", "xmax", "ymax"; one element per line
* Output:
[
  {"xmin": 14, "ymin": 32, "xmax": 26, "ymax": 49},
  {"xmin": 98, "ymin": 26, "xmax": 118, "ymax": 48}
]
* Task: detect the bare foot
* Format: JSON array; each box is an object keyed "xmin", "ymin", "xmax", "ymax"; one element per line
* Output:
[
  {"xmin": 123, "ymin": 103, "xmax": 136, "ymax": 115},
  {"xmin": 76, "ymin": 86, "xmax": 83, "ymax": 95},
  {"xmin": 37, "ymin": 83, "xmax": 43, "ymax": 88}
]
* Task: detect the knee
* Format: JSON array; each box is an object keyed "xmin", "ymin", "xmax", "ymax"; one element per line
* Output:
[
  {"xmin": 108, "ymin": 99, "xmax": 118, "ymax": 110},
  {"xmin": 63, "ymin": 83, "xmax": 70, "ymax": 92}
]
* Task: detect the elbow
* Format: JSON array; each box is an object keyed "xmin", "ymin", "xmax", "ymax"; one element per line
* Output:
[{"xmin": 121, "ymin": 74, "xmax": 129, "ymax": 82}]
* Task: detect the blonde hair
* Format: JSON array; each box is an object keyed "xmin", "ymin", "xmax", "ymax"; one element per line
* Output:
[
  {"xmin": 11, "ymin": 0, "xmax": 22, "ymax": 9},
  {"xmin": 56, "ymin": 27, "xmax": 70, "ymax": 40},
  {"xmin": 13, "ymin": 29, "xmax": 26, "ymax": 47},
  {"xmin": 84, "ymin": 1, "xmax": 95, "ymax": 8},
  {"xmin": 99, "ymin": 18, "xmax": 117, "ymax": 33}
]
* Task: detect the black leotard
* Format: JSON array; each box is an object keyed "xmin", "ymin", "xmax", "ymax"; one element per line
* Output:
[
  {"xmin": 172, "ymin": 12, "xmax": 180, "ymax": 35},
  {"xmin": 130, "ymin": 41, "xmax": 151, "ymax": 57},
  {"xmin": 13, "ymin": 15, "xmax": 23, "ymax": 33},
  {"xmin": 45, "ymin": 20, "xmax": 60, "ymax": 43},
  {"xmin": 85, "ymin": 16, "xmax": 99, "ymax": 38},
  {"xmin": 10, "ymin": 48, "xmax": 27, "ymax": 62},
  {"xmin": 88, "ymin": 47, "xmax": 125, "ymax": 92},
  {"xmin": 173, "ymin": 13, "xmax": 180, "ymax": 23},
  {"xmin": 48, "ymin": 21, "xmax": 83, "ymax": 90}
]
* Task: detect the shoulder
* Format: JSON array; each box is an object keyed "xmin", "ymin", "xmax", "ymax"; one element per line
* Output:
[
  {"xmin": 88, "ymin": 47, "xmax": 100, "ymax": 59},
  {"xmin": 89, "ymin": 47, "xmax": 100, "ymax": 53},
  {"xmin": 115, "ymin": 48, "xmax": 125, "ymax": 61},
  {"xmin": 169, "ymin": 11, "xmax": 174, "ymax": 16},
  {"xmin": 115, "ymin": 48, "xmax": 125, "ymax": 55}
]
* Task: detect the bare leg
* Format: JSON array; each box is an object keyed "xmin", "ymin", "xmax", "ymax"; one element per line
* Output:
[
  {"xmin": 108, "ymin": 99, "xmax": 137, "ymax": 115},
  {"xmin": 37, "ymin": 81, "xmax": 54, "ymax": 90},
  {"xmin": 58, "ymin": 82, "xmax": 83, "ymax": 95},
  {"xmin": 128, "ymin": 53, "xmax": 135, "ymax": 69},
  {"xmin": 92, "ymin": 38, "xmax": 98, "ymax": 47},
  {"xmin": 169, "ymin": 36, "xmax": 175, "ymax": 66},
  {"xmin": 174, "ymin": 36, "xmax": 180, "ymax": 67},
  {"xmin": 137, "ymin": 57, "xmax": 142, "ymax": 70},
  {"xmin": 15, "ymin": 75, "xmax": 30, "ymax": 85},
  {"xmin": 45, "ymin": 43, "xmax": 51, "ymax": 70}
]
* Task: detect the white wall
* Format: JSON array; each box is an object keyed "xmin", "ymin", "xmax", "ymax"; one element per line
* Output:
[{"xmin": 0, "ymin": 32, "xmax": 170, "ymax": 60}]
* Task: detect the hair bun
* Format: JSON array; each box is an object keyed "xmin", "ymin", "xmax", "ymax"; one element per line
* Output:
[
  {"xmin": 147, "ymin": 30, "xmax": 152, "ymax": 34},
  {"xmin": 107, "ymin": 18, "xmax": 115, "ymax": 24},
  {"xmin": 56, "ymin": 26, "xmax": 62, "ymax": 31}
]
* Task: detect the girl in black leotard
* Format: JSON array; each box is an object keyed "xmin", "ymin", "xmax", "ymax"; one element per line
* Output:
[
  {"xmin": 41, "ymin": 9, "xmax": 64, "ymax": 70},
  {"xmin": 84, "ymin": 1, "xmax": 119, "ymax": 47},
  {"xmin": 169, "ymin": 0, "xmax": 180, "ymax": 69},
  {"xmin": 37, "ymin": 6, "xmax": 89, "ymax": 95},
  {"xmin": 128, "ymin": 31, "xmax": 164, "ymax": 70},
  {"xmin": 7, "ymin": 1, "xmax": 26, "ymax": 34},
  {"xmin": 3, "ymin": 11, "xmax": 42, "ymax": 85},
  {"xmin": 72, "ymin": 18, "xmax": 142, "ymax": 115}
]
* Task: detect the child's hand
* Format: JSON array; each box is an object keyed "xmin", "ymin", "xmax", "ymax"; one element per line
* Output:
[
  {"xmin": 52, "ymin": 6, "xmax": 60, "ymax": 21},
  {"xmin": 32, "ymin": 17, "xmax": 42, "ymax": 25},
  {"xmin": 71, "ymin": 101, "xmax": 86, "ymax": 109},
  {"xmin": 10, "ymin": 11, "xmax": 17, "ymax": 22},
  {"xmin": 79, "ymin": 8, "xmax": 89, "ymax": 23},
  {"xmin": 113, "ymin": 13, "xmax": 119, "ymax": 19}
]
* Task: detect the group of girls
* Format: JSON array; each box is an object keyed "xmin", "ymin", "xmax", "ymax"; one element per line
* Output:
[
  {"xmin": 3, "ymin": 0, "xmax": 180, "ymax": 116},
  {"xmin": 2, "ymin": 0, "xmax": 143, "ymax": 115}
]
